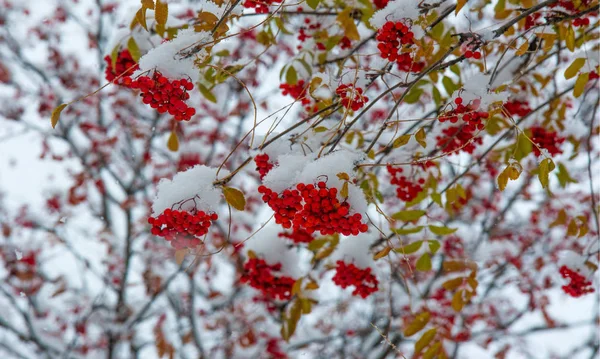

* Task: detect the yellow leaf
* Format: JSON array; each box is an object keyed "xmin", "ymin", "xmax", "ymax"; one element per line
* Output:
[
  {"xmin": 341, "ymin": 182, "xmax": 349, "ymax": 198},
  {"xmin": 443, "ymin": 260, "xmax": 477, "ymax": 272},
  {"xmin": 175, "ymin": 249, "xmax": 186, "ymax": 265},
  {"xmin": 51, "ymin": 103, "xmax": 67, "ymax": 129},
  {"xmin": 538, "ymin": 158, "xmax": 555, "ymax": 189},
  {"xmin": 337, "ymin": 8, "xmax": 360, "ymax": 41},
  {"xmin": 442, "ymin": 277, "xmax": 464, "ymax": 291},
  {"xmin": 497, "ymin": 168, "xmax": 509, "ymax": 191},
  {"xmin": 455, "ymin": 0, "xmax": 468, "ymax": 15},
  {"xmin": 567, "ymin": 219, "xmax": 578, "ymax": 236},
  {"xmin": 403, "ymin": 311, "xmax": 430, "ymax": 337},
  {"xmin": 451, "ymin": 289, "xmax": 465, "ymax": 312},
  {"xmin": 136, "ymin": 8, "xmax": 148, "ymax": 31},
  {"xmin": 393, "ymin": 134, "xmax": 411, "ymax": 148},
  {"xmin": 516, "ymin": 40, "xmax": 529, "ymax": 56},
  {"xmin": 305, "ymin": 282, "xmax": 319, "ymax": 290},
  {"xmin": 564, "ymin": 58, "xmax": 586, "ymax": 80},
  {"xmin": 155, "ymin": 0, "xmax": 168, "ymax": 26},
  {"xmin": 415, "ymin": 328, "xmax": 437, "ymax": 353},
  {"xmin": 566, "ymin": 25, "xmax": 575, "ymax": 52},
  {"xmin": 141, "ymin": 0, "xmax": 154, "ymax": 9},
  {"xmin": 167, "ymin": 131, "xmax": 179, "ymax": 151},
  {"xmin": 223, "ymin": 187, "xmax": 246, "ymax": 211},
  {"xmin": 550, "ymin": 209, "xmax": 567, "ymax": 227},
  {"xmin": 423, "ymin": 341, "xmax": 442, "ymax": 359},
  {"xmin": 415, "ymin": 127, "xmax": 426, "ymax": 148},
  {"xmin": 292, "ymin": 278, "xmax": 303, "ymax": 296},
  {"xmin": 573, "ymin": 72, "xmax": 590, "ymax": 98},
  {"xmin": 373, "ymin": 247, "xmax": 392, "ymax": 260},
  {"xmin": 337, "ymin": 172, "xmax": 350, "ymax": 181}
]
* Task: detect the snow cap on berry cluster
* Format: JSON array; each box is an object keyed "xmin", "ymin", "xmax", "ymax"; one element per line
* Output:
[
  {"xmin": 330, "ymin": 233, "xmax": 378, "ymax": 269},
  {"xmin": 244, "ymin": 224, "xmax": 304, "ymax": 278},
  {"xmin": 136, "ymin": 28, "xmax": 211, "ymax": 83},
  {"xmin": 457, "ymin": 71, "xmax": 509, "ymax": 109},
  {"xmin": 559, "ymin": 250, "xmax": 594, "ymax": 277},
  {"xmin": 152, "ymin": 165, "xmax": 227, "ymax": 215},
  {"xmin": 370, "ymin": 0, "xmax": 421, "ymax": 29}
]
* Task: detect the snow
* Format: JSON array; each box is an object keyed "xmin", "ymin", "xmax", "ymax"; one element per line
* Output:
[
  {"xmin": 243, "ymin": 224, "xmax": 304, "ymax": 278},
  {"xmin": 370, "ymin": 0, "xmax": 421, "ymax": 29},
  {"xmin": 330, "ymin": 232, "xmax": 377, "ymax": 269},
  {"xmin": 151, "ymin": 165, "xmax": 226, "ymax": 215},
  {"xmin": 136, "ymin": 28, "xmax": 212, "ymax": 82}
]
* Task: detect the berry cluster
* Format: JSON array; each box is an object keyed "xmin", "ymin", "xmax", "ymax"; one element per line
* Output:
[
  {"xmin": 464, "ymin": 50, "xmax": 482, "ymax": 60},
  {"xmin": 529, "ymin": 126, "xmax": 565, "ymax": 156},
  {"xmin": 254, "ymin": 154, "xmax": 275, "ymax": 180},
  {"xmin": 241, "ymin": 258, "xmax": 295, "ymax": 300},
  {"xmin": 504, "ymin": 100, "xmax": 531, "ymax": 117},
  {"xmin": 386, "ymin": 166, "xmax": 425, "ymax": 202},
  {"xmin": 573, "ymin": 17, "xmax": 591, "ymax": 27},
  {"xmin": 525, "ymin": 13, "xmax": 543, "ymax": 30},
  {"xmin": 148, "ymin": 208, "xmax": 218, "ymax": 250},
  {"xmin": 278, "ymin": 228, "xmax": 314, "ymax": 244},
  {"xmin": 129, "ymin": 72, "xmax": 196, "ymax": 121},
  {"xmin": 373, "ymin": 0, "xmax": 389, "ymax": 9},
  {"xmin": 280, "ymin": 80, "xmax": 310, "ymax": 106},
  {"xmin": 332, "ymin": 261, "xmax": 378, "ymax": 298},
  {"xmin": 439, "ymin": 97, "xmax": 489, "ymax": 131},
  {"xmin": 103, "ymin": 50, "xmax": 139, "ymax": 85},
  {"xmin": 242, "ymin": 0, "xmax": 282, "ymax": 14},
  {"xmin": 336, "ymin": 84, "xmax": 368, "ymax": 111},
  {"xmin": 376, "ymin": 21, "xmax": 424, "ymax": 73},
  {"xmin": 436, "ymin": 125, "xmax": 483, "ymax": 154},
  {"xmin": 258, "ymin": 181, "xmax": 369, "ymax": 236},
  {"xmin": 559, "ymin": 265, "xmax": 594, "ymax": 297}
]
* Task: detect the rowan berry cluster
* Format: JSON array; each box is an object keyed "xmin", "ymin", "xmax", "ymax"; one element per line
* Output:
[
  {"xmin": 573, "ymin": 17, "xmax": 591, "ymax": 27},
  {"xmin": 332, "ymin": 261, "xmax": 378, "ymax": 298},
  {"xmin": 504, "ymin": 100, "xmax": 531, "ymax": 117},
  {"xmin": 386, "ymin": 166, "xmax": 425, "ymax": 202},
  {"xmin": 278, "ymin": 228, "xmax": 314, "ymax": 244},
  {"xmin": 148, "ymin": 208, "xmax": 218, "ymax": 250},
  {"xmin": 241, "ymin": 258, "xmax": 295, "ymax": 300},
  {"xmin": 280, "ymin": 80, "xmax": 310, "ymax": 106},
  {"xmin": 242, "ymin": 0, "xmax": 282, "ymax": 14},
  {"xmin": 336, "ymin": 84, "xmax": 368, "ymax": 111},
  {"xmin": 258, "ymin": 181, "xmax": 369, "ymax": 236},
  {"xmin": 129, "ymin": 71, "xmax": 196, "ymax": 121},
  {"xmin": 373, "ymin": 0, "xmax": 389, "ymax": 9},
  {"xmin": 436, "ymin": 125, "xmax": 483, "ymax": 154},
  {"xmin": 254, "ymin": 154, "xmax": 275, "ymax": 180},
  {"xmin": 464, "ymin": 50, "xmax": 482, "ymax": 59},
  {"xmin": 439, "ymin": 97, "xmax": 489, "ymax": 131},
  {"xmin": 376, "ymin": 21, "xmax": 424, "ymax": 72},
  {"xmin": 529, "ymin": 126, "xmax": 565, "ymax": 156},
  {"xmin": 103, "ymin": 50, "xmax": 139, "ymax": 85},
  {"xmin": 559, "ymin": 265, "xmax": 594, "ymax": 297}
]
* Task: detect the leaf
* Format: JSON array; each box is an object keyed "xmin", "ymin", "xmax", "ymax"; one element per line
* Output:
[
  {"xmin": 455, "ymin": 0, "xmax": 467, "ymax": 15},
  {"xmin": 393, "ymin": 240, "xmax": 423, "ymax": 255},
  {"xmin": 566, "ymin": 25, "xmax": 575, "ymax": 52},
  {"xmin": 403, "ymin": 311, "xmax": 430, "ymax": 337},
  {"xmin": 110, "ymin": 44, "xmax": 120, "ymax": 68},
  {"xmin": 373, "ymin": 247, "xmax": 392, "ymax": 260},
  {"xmin": 155, "ymin": 0, "xmax": 168, "ymax": 26},
  {"xmin": 167, "ymin": 131, "xmax": 179, "ymax": 151},
  {"xmin": 516, "ymin": 40, "xmax": 529, "ymax": 56},
  {"xmin": 567, "ymin": 219, "xmax": 578, "ymax": 236},
  {"xmin": 432, "ymin": 86, "xmax": 442, "ymax": 106},
  {"xmin": 416, "ymin": 253, "xmax": 432, "ymax": 271},
  {"xmin": 175, "ymin": 249, "xmax": 187, "ymax": 265},
  {"xmin": 404, "ymin": 88, "xmax": 423, "ymax": 104},
  {"xmin": 497, "ymin": 168, "xmax": 509, "ymax": 191},
  {"xmin": 51, "ymin": 103, "xmax": 67, "ymax": 129},
  {"xmin": 136, "ymin": 8, "xmax": 148, "ymax": 31},
  {"xmin": 391, "ymin": 226, "xmax": 424, "ymax": 235},
  {"xmin": 422, "ymin": 341, "xmax": 442, "ymax": 359},
  {"xmin": 573, "ymin": 72, "xmax": 589, "ymax": 98},
  {"xmin": 127, "ymin": 37, "xmax": 141, "ymax": 62},
  {"xmin": 314, "ymin": 126, "xmax": 328, "ymax": 133},
  {"xmin": 223, "ymin": 187, "xmax": 246, "ymax": 211},
  {"xmin": 429, "ymin": 225, "xmax": 457, "ymax": 235},
  {"xmin": 337, "ymin": 8, "xmax": 360, "ymax": 41},
  {"xmin": 292, "ymin": 278, "xmax": 303, "ymax": 296},
  {"xmin": 451, "ymin": 289, "xmax": 465, "ymax": 312},
  {"xmin": 442, "ymin": 277, "xmax": 464, "ymax": 291},
  {"xmin": 415, "ymin": 127, "xmax": 426, "ymax": 148},
  {"xmin": 341, "ymin": 182, "xmax": 349, "ymax": 198},
  {"xmin": 538, "ymin": 158, "xmax": 555, "ymax": 189},
  {"xmin": 141, "ymin": 0, "xmax": 154, "ymax": 9},
  {"xmin": 306, "ymin": 0, "xmax": 320, "ymax": 10},
  {"xmin": 442, "ymin": 76, "xmax": 457, "ymax": 95},
  {"xmin": 556, "ymin": 162, "xmax": 577, "ymax": 187},
  {"xmin": 391, "ymin": 210, "xmax": 426, "ymax": 222},
  {"xmin": 337, "ymin": 172, "xmax": 350, "ymax": 181},
  {"xmin": 198, "ymin": 83, "xmax": 217, "ymax": 103},
  {"xmin": 286, "ymin": 66, "xmax": 298, "ymax": 85},
  {"xmin": 443, "ymin": 260, "xmax": 477, "ymax": 272},
  {"xmin": 564, "ymin": 58, "xmax": 586, "ymax": 80},
  {"xmin": 393, "ymin": 134, "xmax": 411, "ymax": 148},
  {"xmin": 415, "ymin": 328, "xmax": 437, "ymax": 353},
  {"xmin": 428, "ymin": 240, "xmax": 441, "ymax": 254}
]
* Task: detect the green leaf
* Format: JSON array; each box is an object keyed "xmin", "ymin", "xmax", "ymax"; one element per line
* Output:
[
  {"xmin": 573, "ymin": 72, "xmax": 589, "ymax": 98},
  {"xmin": 564, "ymin": 58, "xmax": 586, "ymax": 80},
  {"xmin": 415, "ymin": 127, "xmax": 426, "ymax": 148},
  {"xmin": 432, "ymin": 86, "xmax": 442, "ymax": 106},
  {"xmin": 429, "ymin": 225, "xmax": 457, "ymax": 235},
  {"xmin": 391, "ymin": 210, "xmax": 426, "ymax": 222},
  {"xmin": 404, "ymin": 88, "xmax": 424, "ymax": 104},
  {"xmin": 538, "ymin": 158, "xmax": 555, "ymax": 189},
  {"xmin": 127, "ymin": 37, "xmax": 141, "ymax": 62},
  {"xmin": 403, "ymin": 311, "xmax": 430, "ymax": 337},
  {"xmin": 442, "ymin": 76, "xmax": 457, "ymax": 95},
  {"xmin": 393, "ymin": 240, "xmax": 423, "ymax": 255},
  {"xmin": 414, "ymin": 328, "xmax": 437, "ymax": 353},
  {"xmin": 391, "ymin": 226, "xmax": 424, "ymax": 235},
  {"xmin": 393, "ymin": 134, "xmax": 411, "ymax": 148},
  {"xmin": 223, "ymin": 187, "xmax": 246, "ymax": 211},
  {"xmin": 307, "ymin": 0, "xmax": 321, "ymax": 10},
  {"xmin": 416, "ymin": 253, "xmax": 432, "ymax": 271},
  {"xmin": 286, "ymin": 65, "xmax": 298, "ymax": 85},
  {"xmin": 198, "ymin": 83, "xmax": 217, "ymax": 103},
  {"xmin": 428, "ymin": 240, "xmax": 441, "ymax": 254},
  {"xmin": 556, "ymin": 162, "xmax": 577, "ymax": 188}
]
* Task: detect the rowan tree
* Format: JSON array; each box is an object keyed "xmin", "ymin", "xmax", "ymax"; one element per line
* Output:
[{"xmin": 0, "ymin": 0, "xmax": 599, "ymax": 358}]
